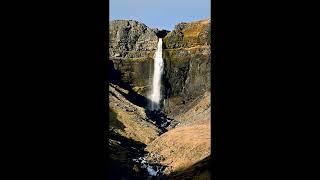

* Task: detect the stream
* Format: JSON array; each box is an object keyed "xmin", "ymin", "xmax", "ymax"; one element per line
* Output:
[
  {"xmin": 132, "ymin": 154, "xmax": 166, "ymax": 177},
  {"xmin": 131, "ymin": 110, "xmax": 174, "ymax": 178}
]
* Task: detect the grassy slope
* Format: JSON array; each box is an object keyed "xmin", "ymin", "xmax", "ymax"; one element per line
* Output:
[
  {"xmin": 146, "ymin": 92, "xmax": 211, "ymax": 175},
  {"xmin": 109, "ymin": 84, "xmax": 160, "ymax": 144}
]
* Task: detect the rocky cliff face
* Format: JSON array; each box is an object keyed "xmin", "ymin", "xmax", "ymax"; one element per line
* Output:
[
  {"xmin": 109, "ymin": 20, "xmax": 158, "ymax": 58},
  {"xmin": 109, "ymin": 20, "xmax": 160, "ymax": 95},
  {"xmin": 163, "ymin": 19, "xmax": 211, "ymax": 48},
  {"xmin": 162, "ymin": 19, "xmax": 211, "ymax": 114},
  {"xmin": 109, "ymin": 19, "xmax": 211, "ymax": 114}
]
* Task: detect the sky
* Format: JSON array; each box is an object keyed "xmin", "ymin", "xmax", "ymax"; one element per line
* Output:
[{"xmin": 109, "ymin": 0, "xmax": 211, "ymax": 30}]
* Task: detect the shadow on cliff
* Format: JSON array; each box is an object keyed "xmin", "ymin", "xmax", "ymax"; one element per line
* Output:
[
  {"xmin": 107, "ymin": 107, "xmax": 150, "ymax": 179},
  {"xmin": 108, "ymin": 60, "xmax": 150, "ymax": 108},
  {"xmin": 155, "ymin": 29, "xmax": 170, "ymax": 38},
  {"xmin": 107, "ymin": 131, "xmax": 150, "ymax": 179},
  {"xmin": 108, "ymin": 60, "xmax": 173, "ymax": 132}
]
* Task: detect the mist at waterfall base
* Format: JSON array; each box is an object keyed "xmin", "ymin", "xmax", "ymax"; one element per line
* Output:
[{"xmin": 148, "ymin": 38, "xmax": 164, "ymax": 111}]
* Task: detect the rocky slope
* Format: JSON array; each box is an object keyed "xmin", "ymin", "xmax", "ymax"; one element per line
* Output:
[
  {"xmin": 146, "ymin": 121, "xmax": 210, "ymax": 174},
  {"xmin": 109, "ymin": 83, "xmax": 161, "ymax": 144},
  {"xmin": 108, "ymin": 83, "xmax": 211, "ymax": 179},
  {"xmin": 108, "ymin": 83, "xmax": 162, "ymax": 179}
]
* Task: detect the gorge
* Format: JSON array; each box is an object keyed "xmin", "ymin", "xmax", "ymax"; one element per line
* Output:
[{"xmin": 108, "ymin": 18, "xmax": 212, "ymax": 179}]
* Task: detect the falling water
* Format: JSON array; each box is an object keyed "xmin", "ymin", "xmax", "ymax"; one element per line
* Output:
[{"xmin": 149, "ymin": 38, "xmax": 164, "ymax": 110}]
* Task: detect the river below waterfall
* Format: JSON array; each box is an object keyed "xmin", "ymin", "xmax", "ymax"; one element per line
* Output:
[
  {"xmin": 132, "ymin": 38, "xmax": 171, "ymax": 178},
  {"xmin": 132, "ymin": 153, "xmax": 167, "ymax": 178}
]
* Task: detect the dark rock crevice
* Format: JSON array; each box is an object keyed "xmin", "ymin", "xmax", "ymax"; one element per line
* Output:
[{"xmin": 154, "ymin": 29, "xmax": 170, "ymax": 38}]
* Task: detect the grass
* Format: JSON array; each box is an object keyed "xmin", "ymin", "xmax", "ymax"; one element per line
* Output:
[
  {"xmin": 163, "ymin": 47, "xmax": 210, "ymax": 64},
  {"xmin": 121, "ymin": 57, "xmax": 153, "ymax": 62},
  {"xmin": 146, "ymin": 121, "xmax": 211, "ymax": 173},
  {"xmin": 109, "ymin": 108, "xmax": 125, "ymax": 131},
  {"xmin": 108, "ymin": 83, "xmax": 211, "ymax": 178},
  {"xmin": 182, "ymin": 19, "xmax": 209, "ymax": 38},
  {"xmin": 109, "ymin": 84, "xmax": 161, "ymax": 144},
  {"xmin": 168, "ymin": 156, "xmax": 211, "ymax": 180},
  {"xmin": 163, "ymin": 19, "xmax": 210, "ymax": 49},
  {"xmin": 132, "ymin": 85, "xmax": 151, "ymax": 95}
]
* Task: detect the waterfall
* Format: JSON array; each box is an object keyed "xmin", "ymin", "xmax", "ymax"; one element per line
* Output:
[{"xmin": 149, "ymin": 38, "xmax": 164, "ymax": 110}]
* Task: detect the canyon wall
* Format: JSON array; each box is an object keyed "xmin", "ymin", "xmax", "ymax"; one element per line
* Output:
[{"xmin": 109, "ymin": 19, "xmax": 211, "ymax": 113}]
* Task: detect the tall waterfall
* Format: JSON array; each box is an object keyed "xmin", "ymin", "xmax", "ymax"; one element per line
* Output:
[{"xmin": 149, "ymin": 38, "xmax": 164, "ymax": 110}]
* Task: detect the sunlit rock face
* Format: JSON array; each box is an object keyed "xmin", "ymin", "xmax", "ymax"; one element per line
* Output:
[
  {"xmin": 109, "ymin": 20, "xmax": 159, "ymax": 97},
  {"xmin": 109, "ymin": 20, "xmax": 158, "ymax": 58},
  {"xmin": 162, "ymin": 19, "xmax": 211, "ymax": 114}
]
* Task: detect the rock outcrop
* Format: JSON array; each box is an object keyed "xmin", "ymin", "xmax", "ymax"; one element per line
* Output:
[
  {"xmin": 109, "ymin": 20, "xmax": 158, "ymax": 58},
  {"xmin": 163, "ymin": 18, "xmax": 211, "ymax": 48}
]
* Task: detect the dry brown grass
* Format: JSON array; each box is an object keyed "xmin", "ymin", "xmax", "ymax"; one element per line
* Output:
[
  {"xmin": 146, "ymin": 91, "xmax": 211, "ymax": 174},
  {"xmin": 109, "ymin": 84, "xmax": 161, "ymax": 144},
  {"xmin": 182, "ymin": 20, "xmax": 210, "ymax": 38},
  {"xmin": 109, "ymin": 84, "xmax": 211, "ymax": 177},
  {"xmin": 146, "ymin": 120, "xmax": 211, "ymax": 174},
  {"xmin": 173, "ymin": 91, "xmax": 211, "ymax": 127},
  {"xmin": 168, "ymin": 156, "xmax": 211, "ymax": 180}
]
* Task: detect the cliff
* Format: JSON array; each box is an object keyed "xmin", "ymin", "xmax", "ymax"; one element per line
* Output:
[
  {"xmin": 109, "ymin": 20, "xmax": 158, "ymax": 95},
  {"xmin": 109, "ymin": 19, "xmax": 211, "ymax": 115},
  {"xmin": 162, "ymin": 19, "xmax": 211, "ymax": 115},
  {"xmin": 109, "ymin": 20, "xmax": 158, "ymax": 58}
]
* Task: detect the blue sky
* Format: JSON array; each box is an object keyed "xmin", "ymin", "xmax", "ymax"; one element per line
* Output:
[{"xmin": 109, "ymin": 0, "xmax": 211, "ymax": 30}]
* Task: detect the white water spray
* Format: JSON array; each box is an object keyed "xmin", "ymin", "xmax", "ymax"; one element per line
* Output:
[{"xmin": 149, "ymin": 38, "xmax": 164, "ymax": 110}]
